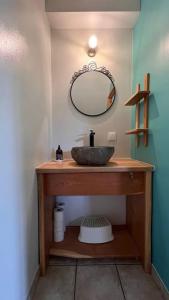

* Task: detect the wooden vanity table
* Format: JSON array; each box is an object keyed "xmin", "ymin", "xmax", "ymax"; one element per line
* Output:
[{"xmin": 36, "ymin": 158, "xmax": 153, "ymax": 276}]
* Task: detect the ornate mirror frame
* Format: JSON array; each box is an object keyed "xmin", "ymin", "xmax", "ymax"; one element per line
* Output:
[{"xmin": 70, "ymin": 62, "xmax": 116, "ymax": 117}]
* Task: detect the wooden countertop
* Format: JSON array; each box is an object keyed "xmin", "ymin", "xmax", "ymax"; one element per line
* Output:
[{"xmin": 36, "ymin": 158, "xmax": 154, "ymax": 173}]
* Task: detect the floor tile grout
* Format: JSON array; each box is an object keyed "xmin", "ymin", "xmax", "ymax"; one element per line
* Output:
[
  {"xmin": 73, "ymin": 262, "xmax": 78, "ymax": 300},
  {"xmin": 115, "ymin": 265, "xmax": 127, "ymax": 300},
  {"xmin": 49, "ymin": 264, "xmax": 77, "ymax": 266},
  {"xmin": 34, "ymin": 262, "xmax": 164, "ymax": 300},
  {"xmin": 77, "ymin": 263, "xmax": 140, "ymax": 266}
]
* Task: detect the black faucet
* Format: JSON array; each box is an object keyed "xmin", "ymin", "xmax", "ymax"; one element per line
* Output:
[{"xmin": 89, "ymin": 130, "xmax": 95, "ymax": 147}]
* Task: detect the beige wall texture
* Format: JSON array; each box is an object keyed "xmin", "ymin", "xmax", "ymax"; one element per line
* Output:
[
  {"xmin": 51, "ymin": 29, "xmax": 132, "ymax": 225},
  {"xmin": 0, "ymin": 1, "xmax": 52, "ymax": 299}
]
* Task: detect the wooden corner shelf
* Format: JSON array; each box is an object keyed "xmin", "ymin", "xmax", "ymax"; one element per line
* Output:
[
  {"xmin": 126, "ymin": 128, "xmax": 148, "ymax": 135},
  {"xmin": 125, "ymin": 73, "xmax": 150, "ymax": 147},
  {"xmin": 49, "ymin": 226, "xmax": 140, "ymax": 260},
  {"xmin": 125, "ymin": 91, "xmax": 150, "ymax": 106}
]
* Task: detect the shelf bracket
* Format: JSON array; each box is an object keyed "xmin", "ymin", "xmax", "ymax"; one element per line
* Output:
[
  {"xmin": 143, "ymin": 73, "xmax": 150, "ymax": 146},
  {"xmin": 136, "ymin": 84, "xmax": 140, "ymax": 147},
  {"xmin": 125, "ymin": 73, "xmax": 150, "ymax": 147}
]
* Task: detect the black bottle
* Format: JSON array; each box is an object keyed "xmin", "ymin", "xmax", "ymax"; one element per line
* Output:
[
  {"xmin": 56, "ymin": 145, "xmax": 63, "ymax": 160},
  {"xmin": 89, "ymin": 130, "xmax": 95, "ymax": 147}
]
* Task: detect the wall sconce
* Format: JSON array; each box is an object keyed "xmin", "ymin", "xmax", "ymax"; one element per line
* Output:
[{"xmin": 87, "ymin": 35, "xmax": 97, "ymax": 57}]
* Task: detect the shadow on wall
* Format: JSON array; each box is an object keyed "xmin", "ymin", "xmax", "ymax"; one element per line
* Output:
[
  {"xmin": 131, "ymin": 86, "xmax": 169, "ymax": 285},
  {"xmin": 149, "ymin": 93, "xmax": 159, "ymax": 120},
  {"xmin": 132, "ymin": 91, "xmax": 159, "ymax": 162},
  {"xmin": 58, "ymin": 195, "xmax": 126, "ymax": 226}
]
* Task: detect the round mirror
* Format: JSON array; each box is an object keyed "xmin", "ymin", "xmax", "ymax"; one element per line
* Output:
[{"xmin": 70, "ymin": 62, "xmax": 116, "ymax": 117}]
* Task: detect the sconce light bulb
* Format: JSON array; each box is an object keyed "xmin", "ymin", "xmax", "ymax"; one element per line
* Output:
[{"xmin": 88, "ymin": 35, "xmax": 97, "ymax": 49}]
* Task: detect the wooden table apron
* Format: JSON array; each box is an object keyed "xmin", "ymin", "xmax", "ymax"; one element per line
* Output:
[{"xmin": 36, "ymin": 159, "xmax": 153, "ymax": 276}]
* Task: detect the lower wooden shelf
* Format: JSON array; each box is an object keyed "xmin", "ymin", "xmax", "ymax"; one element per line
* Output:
[
  {"xmin": 126, "ymin": 128, "xmax": 148, "ymax": 135},
  {"xmin": 49, "ymin": 226, "xmax": 140, "ymax": 259}
]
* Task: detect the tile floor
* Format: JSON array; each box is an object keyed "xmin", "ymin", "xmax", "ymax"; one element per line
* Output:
[{"xmin": 33, "ymin": 257, "xmax": 164, "ymax": 300}]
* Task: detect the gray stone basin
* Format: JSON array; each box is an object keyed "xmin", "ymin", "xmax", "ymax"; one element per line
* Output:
[{"xmin": 71, "ymin": 146, "xmax": 115, "ymax": 166}]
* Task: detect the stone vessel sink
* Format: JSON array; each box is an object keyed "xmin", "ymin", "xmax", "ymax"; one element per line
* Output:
[{"xmin": 71, "ymin": 146, "xmax": 114, "ymax": 166}]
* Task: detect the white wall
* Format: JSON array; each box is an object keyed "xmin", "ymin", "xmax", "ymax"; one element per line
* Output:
[
  {"xmin": 0, "ymin": 1, "xmax": 51, "ymax": 299},
  {"xmin": 51, "ymin": 29, "xmax": 132, "ymax": 225}
]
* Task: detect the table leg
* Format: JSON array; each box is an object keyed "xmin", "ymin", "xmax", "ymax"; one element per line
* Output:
[
  {"xmin": 126, "ymin": 171, "xmax": 152, "ymax": 273},
  {"xmin": 38, "ymin": 174, "xmax": 47, "ymax": 276}
]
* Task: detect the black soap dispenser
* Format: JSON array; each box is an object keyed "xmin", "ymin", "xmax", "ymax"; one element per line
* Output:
[
  {"xmin": 89, "ymin": 130, "xmax": 95, "ymax": 147},
  {"xmin": 56, "ymin": 145, "xmax": 63, "ymax": 160}
]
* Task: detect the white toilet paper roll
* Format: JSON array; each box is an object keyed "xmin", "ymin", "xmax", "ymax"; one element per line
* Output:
[
  {"xmin": 54, "ymin": 211, "xmax": 64, "ymax": 224},
  {"xmin": 54, "ymin": 208, "xmax": 64, "ymax": 242},
  {"xmin": 56, "ymin": 202, "xmax": 66, "ymax": 232},
  {"xmin": 54, "ymin": 230, "xmax": 64, "ymax": 242}
]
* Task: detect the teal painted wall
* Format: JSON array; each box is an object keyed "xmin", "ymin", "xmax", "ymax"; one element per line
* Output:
[{"xmin": 132, "ymin": 0, "xmax": 169, "ymax": 290}]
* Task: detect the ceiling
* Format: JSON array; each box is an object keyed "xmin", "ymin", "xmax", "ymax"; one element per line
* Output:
[
  {"xmin": 46, "ymin": 0, "xmax": 140, "ymax": 12},
  {"xmin": 47, "ymin": 12, "xmax": 140, "ymax": 30}
]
